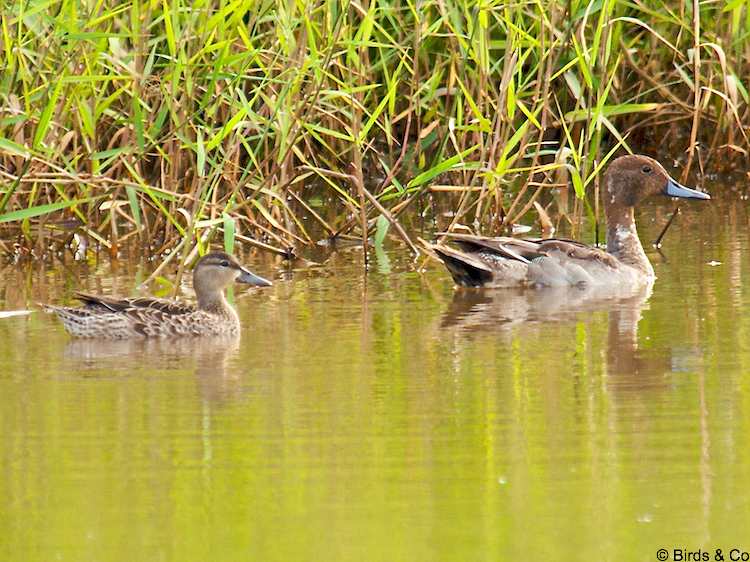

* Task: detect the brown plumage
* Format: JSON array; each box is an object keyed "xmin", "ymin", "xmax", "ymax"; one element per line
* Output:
[
  {"xmin": 427, "ymin": 155, "xmax": 711, "ymax": 289},
  {"xmin": 43, "ymin": 252, "xmax": 272, "ymax": 338}
]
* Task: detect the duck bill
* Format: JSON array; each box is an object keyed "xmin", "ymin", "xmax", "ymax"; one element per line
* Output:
[
  {"xmin": 665, "ymin": 177, "xmax": 711, "ymax": 200},
  {"xmin": 237, "ymin": 268, "xmax": 273, "ymax": 287}
]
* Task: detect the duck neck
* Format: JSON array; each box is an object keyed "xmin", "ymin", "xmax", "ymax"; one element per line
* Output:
[
  {"xmin": 198, "ymin": 290, "xmax": 233, "ymax": 316},
  {"xmin": 605, "ymin": 206, "xmax": 654, "ymax": 278}
]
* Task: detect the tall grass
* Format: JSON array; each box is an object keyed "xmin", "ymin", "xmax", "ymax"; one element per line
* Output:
[{"xmin": 1, "ymin": 0, "xmax": 748, "ymax": 262}]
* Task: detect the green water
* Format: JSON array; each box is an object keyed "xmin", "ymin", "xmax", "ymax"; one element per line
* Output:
[{"xmin": 2, "ymin": 199, "xmax": 750, "ymax": 562}]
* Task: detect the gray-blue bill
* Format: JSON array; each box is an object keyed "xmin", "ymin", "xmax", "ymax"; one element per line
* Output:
[
  {"xmin": 665, "ymin": 177, "xmax": 710, "ymax": 200},
  {"xmin": 237, "ymin": 268, "xmax": 273, "ymax": 286}
]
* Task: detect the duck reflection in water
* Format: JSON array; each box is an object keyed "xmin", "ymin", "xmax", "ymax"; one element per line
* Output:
[
  {"xmin": 439, "ymin": 283, "xmax": 671, "ymax": 381},
  {"xmin": 62, "ymin": 336, "xmax": 251, "ymax": 403}
]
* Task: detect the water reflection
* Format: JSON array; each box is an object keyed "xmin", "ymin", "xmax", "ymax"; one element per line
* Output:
[
  {"xmin": 606, "ymin": 291, "xmax": 671, "ymax": 383},
  {"xmin": 441, "ymin": 283, "xmax": 651, "ymax": 327},
  {"xmin": 440, "ymin": 282, "xmax": 672, "ymax": 378},
  {"xmin": 62, "ymin": 336, "xmax": 243, "ymax": 403},
  {"xmin": 2, "ymin": 200, "xmax": 749, "ymax": 561}
]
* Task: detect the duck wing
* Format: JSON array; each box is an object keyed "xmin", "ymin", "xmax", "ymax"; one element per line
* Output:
[
  {"xmin": 444, "ymin": 233, "xmax": 621, "ymax": 269},
  {"xmin": 427, "ymin": 235, "xmax": 530, "ymax": 288},
  {"xmin": 74, "ymin": 292, "xmax": 197, "ymax": 315},
  {"xmin": 438, "ymin": 233, "xmax": 541, "ymax": 263},
  {"xmin": 432, "ymin": 233, "xmax": 623, "ymax": 288},
  {"xmin": 523, "ymin": 238, "xmax": 623, "ymax": 287},
  {"xmin": 44, "ymin": 303, "xmax": 217, "ymax": 338},
  {"xmin": 110, "ymin": 308, "xmax": 215, "ymax": 337},
  {"xmin": 533, "ymin": 238, "xmax": 620, "ymax": 269}
]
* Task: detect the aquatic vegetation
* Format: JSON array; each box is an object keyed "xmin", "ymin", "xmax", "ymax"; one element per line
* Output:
[{"xmin": 0, "ymin": 0, "xmax": 747, "ymax": 261}]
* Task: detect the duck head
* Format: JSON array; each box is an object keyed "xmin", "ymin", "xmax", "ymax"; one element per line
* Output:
[
  {"xmin": 602, "ymin": 155, "xmax": 710, "ymax": 277},
  {"xmin": 193, "ymin": 252, "xmax": 272, "ymax": 308},
  {"xmin": 604, "ymin": 155, "xmax": 710, "ymax": 215}
]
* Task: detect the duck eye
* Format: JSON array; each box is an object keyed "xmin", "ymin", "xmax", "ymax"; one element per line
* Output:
[
  {"xmin": 642, "ymin": 165, "xmax": 653, "ymax": 174},
  {"xmin": 220, "ymin": 260, "xmax": 230, "ymax": 268}
]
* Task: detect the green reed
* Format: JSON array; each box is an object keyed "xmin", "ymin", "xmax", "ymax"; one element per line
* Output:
[{"xmin": 0, "ymin": 0, "xmax": 748, "ymax": 261}]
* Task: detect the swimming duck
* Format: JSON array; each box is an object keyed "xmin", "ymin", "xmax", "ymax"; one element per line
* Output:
[
  {"xmin": 43, "ymin": 252, "xmax": 272, "ymax": 338},
  {"xmin": 428, "ymin": 155, "xmax": 710, "ymax": 288}
]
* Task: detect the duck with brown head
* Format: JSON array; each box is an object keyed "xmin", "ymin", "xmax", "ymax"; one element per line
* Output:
[
  {"xmin": 427, "ymin": 155, "xmax": 710, "ymax": 288},
  {"xmin": 44, "ymin": 251, "xmax": 272, "ymax": 338},
  {"xmin": 603, "ymin": 155, "xmax": 709, "ymax": 277}
]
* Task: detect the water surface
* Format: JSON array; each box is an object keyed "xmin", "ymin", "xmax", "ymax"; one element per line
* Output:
[{"xmin": 2, "ymin": 198, "xmax": 749, "ymax": 561}]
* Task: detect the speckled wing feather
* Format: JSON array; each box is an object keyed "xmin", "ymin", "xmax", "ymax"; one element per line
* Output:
[
  {"xmin": 74, "ymin": 292, "xmax": 197, "ymax": 315},
  {"xmin": 43, "ymin": 293, "xmax": 238, "ymax": 338},
  {"xmin": 121, "ymin": 308, "xmax": 223, "ymax": 337},
  {"xmin": 43, "ymin": 303, "xmax": 237, "ymax": 339}
]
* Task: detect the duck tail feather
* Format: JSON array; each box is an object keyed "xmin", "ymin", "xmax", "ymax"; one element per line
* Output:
[
  {"xmin": 74, "ymin": 292, "xmax": 127, "ymax": 312},
  {"xmin": 428, "ymin": 243, "xmax": 494, "ymax": 288}
]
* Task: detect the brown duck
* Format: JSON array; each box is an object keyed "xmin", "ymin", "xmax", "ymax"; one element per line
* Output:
[
  {"xmin": 428, "ymin": 155, "xmax": 710, "ymax": 288},
  {"xmin": 44, "ymin": 252, "xmax": 272, "ymax": 338}
]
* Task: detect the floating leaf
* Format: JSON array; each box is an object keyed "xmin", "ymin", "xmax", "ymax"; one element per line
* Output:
[{"xmin": 0, "ymin": 310, "xmax": 32, "ymax": 319}]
